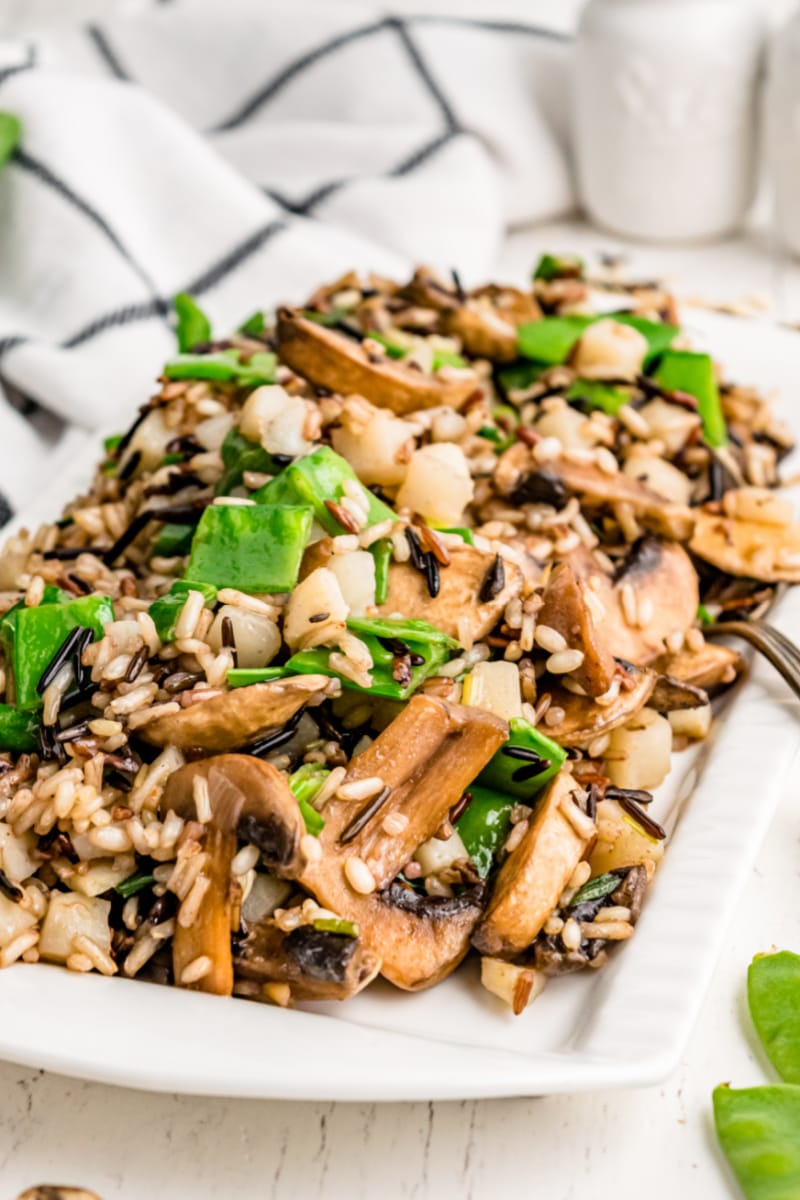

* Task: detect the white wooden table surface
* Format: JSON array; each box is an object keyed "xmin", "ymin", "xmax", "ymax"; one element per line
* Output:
[{"xmin": 3, "ymin": 3, "xmax": 800, "ymax": 1198}]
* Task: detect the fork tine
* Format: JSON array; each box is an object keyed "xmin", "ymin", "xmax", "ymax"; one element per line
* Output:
[{"xmin": 708, "ymin": 620, "xmax": 800, "ymax": 702}]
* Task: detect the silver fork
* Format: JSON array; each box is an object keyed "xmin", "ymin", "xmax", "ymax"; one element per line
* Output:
[{"xmin": 706, "ymin": 618, "xmax": 800, "ymax": 701}]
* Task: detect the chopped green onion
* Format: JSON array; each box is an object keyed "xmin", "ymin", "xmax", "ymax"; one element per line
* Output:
[
  {"xmin": 174, "ymin": 293, "xmax": 211, "ymax": 352},
  {"xmin": 369, "ymin": 538, "xmax": 392, "ymax": 606},
  {"xmin": 115, "ymin": 871, "xmax": 155, "ymax": 899},
  {"xmin": 288, "ymin": 764, "xmax": 328, "ymax": 835},
  {"xmin": 570, "ymin": 872, "xmax": 621, "ymax": 906},
  {"xmin": 697, "ymin": 603, "xmax": 715, "ymax": 628},
  {"xmin": 227, "ymin": 668, "xmax": 288, "ymax": 689},
  {"xmin": 313, "ymin": 917, "xmax": 359, "ymax": 937}
]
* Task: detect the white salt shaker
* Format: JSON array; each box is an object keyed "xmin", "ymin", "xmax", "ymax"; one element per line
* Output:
[
  {"xmin": 766, "ymin": 6, "xmax": 800, "ymax": 256},
  {"xmin": 573, "ymin": 0, "xmax": 765, "ymax": 242}
]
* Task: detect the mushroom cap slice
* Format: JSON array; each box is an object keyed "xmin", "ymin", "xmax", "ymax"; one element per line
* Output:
[
  {"xmin": 235, "ymin": 921, "xmax": 381, "ymax": 1001},
  {"xmin": 538, "ymin": 560, "xmax": 616, "ymax": 696},
  {"xmin": 138, "ymin": 675, "xmax": 337, "ymax": 752},
  {"xmin": 161, "ymin": 755, "xmax": 306, "ymax": 995},
  {"xmin": 690, "ymin": 510, "xmax": 800, "ymax": 583},
  {"xmin": 276, "ymin": 308, "xmax": 479, "ymax": 415},
  {"xmin": 654, "ymin": 641, "xmax": 744, "ymax": 694},
  {"xmin": 541, "ymin": 665, "xmax": 656, "ymax": 748},
  {"xmin": 441, "ymin": 287, "xmax": 541, "ymax": 362},
  {"xmin": 473, "ymin": 772, "xmax": 596, "ymax": 959},
  {"xmin": 376, "ymin": 546, "xmax": 523, "ymax": 645},
  {"xmin": 569, "ymin": 539, "xmax": 699, "ymax": 665},
  {"xmin": 649, "ymin": 673, "xmax": 709, "ymax": 712}
]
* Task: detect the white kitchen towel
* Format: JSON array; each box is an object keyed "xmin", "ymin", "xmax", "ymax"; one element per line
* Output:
[{"xmin": 0, "ymin": 1, "xmax": 573, "ymax": 524}]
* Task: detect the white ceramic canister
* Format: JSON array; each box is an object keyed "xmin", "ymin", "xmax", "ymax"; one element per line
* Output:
[
  {"xmin": 573, "ymin": 0, "xmax": 765, "ymax": 242},
  {"xmin": 767, "ymin": 6, "xmax": 800, "ymax": 256}
]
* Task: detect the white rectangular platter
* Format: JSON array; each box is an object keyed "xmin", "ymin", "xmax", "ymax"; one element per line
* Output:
[{"xmin": 0, "ymin": 309, "xmax": 797, "ymax": 1100}]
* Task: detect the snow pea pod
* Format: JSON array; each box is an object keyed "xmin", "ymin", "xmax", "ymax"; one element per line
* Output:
[
  {"xmin": 748, "ymin": 951, "xmax": 800, "ymax": 1084},
  {"xmin": 713, "ymin": 1084, "xmax": 800, "ymax": 1200},
  {"xmin": 163, "ymin": 349, "xmax": 277, "ymax": 387},
  {"xmin": 148, "ymin": 580, "xmax": 218, "ymax": 643},
  {"xmin": 4, "ymin": 593, "xmax": 114, "ymax": 710},
  {"xmin": 215, "ymin": 428, "xmax": 284, "ymax": 497},
  {"xmin": 252, "ymin": 445, "xmax": 396, "ymax": 532},
  {"xmin": 653, "ymin": 348, "xmax": 727, "ymax": 448},
  {"xmin": 454, "ymin": 784, "xmax": 515, "ymax": 879},
  {"xmin": 174, "ymin": 293, "xmax": 211, "ymax": 352},
  {"xmin": 477, "ymin": 716, "xmax": 566, "ymax": 799},
  {"xmin": 186, "ymin": 503, "xmax": 313, "ymax": 593},
  {"xmin": 0, "ymin": 704, "xmax": 38, "ymax": 753}
]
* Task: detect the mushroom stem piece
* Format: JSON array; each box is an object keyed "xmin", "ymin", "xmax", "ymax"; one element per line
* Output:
[{"xmin": 235, "ymin": 921, "xmax": 381, "ymax": 1002}]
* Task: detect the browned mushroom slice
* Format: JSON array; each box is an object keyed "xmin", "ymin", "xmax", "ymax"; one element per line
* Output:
[
  {"xmin": 17, "ymin": 1191, "xmax": 103, "ymax": 1200},
  {"xmin": 649, "ymin": 673, "xmax": 709, "ymax": 712},
  {"xmin": 376, "ymin": 546, "xmax": 523, "ymax": 645},
  {"xmin": 276, "ymin": 308, "xmax": 478, "ymax": 415},
  {"xmin": 441, "ymin": 287, "xmax": 542, "ymax": 362},
  {"xmin": 139, "ymin": 675, "xmax": 337, "ymax": 752},
  {"xmin": 538, "ymin": 560, "xmax": 616, "ymax": 696},
  {"xmin": 556, "ymin": 458, "xmax": 696, "ymax": 541},
  {"xmin": 542, "ymin": 666, "xmax": 656, "ymax": 748},
  {"xmin": 161, "ymin": 755, "xmax": 306, "ymax": 995},
  {"xmin": 304, "ymin": 694, "xmax": 507, "ymax": 891},
  {"xmin": 654, "ymin": 641, "xmax": 744, "ymax": 694},
  {"xmin": 473, "ymin": 772, "xmax": 596, "ymax": 959},
  {"xmin": 397, "ymin": 266, "xmax": 460, "ymax": 311},
  {"xmin": 690, "ymin": 510, "xmax": 800, "ymax": 583},
  {"xmin": 568, "ymin": 539, "xmax": 699, "ymax": 665},
  {"xmin": 234, "ymin": 921, "xmax": 381, "ymax": 1001}
]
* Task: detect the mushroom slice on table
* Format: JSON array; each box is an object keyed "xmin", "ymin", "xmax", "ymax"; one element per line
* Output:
[
  {"xmin": 473, "ymin": 771, "xmax": 596, "ymax": 959},
  {"xmin": 376, "ymin": 545, "xmax": 523, "ymax": 645},
  {"xmin": 568, "ymin": 539, "xmax": 699, "ymax": 665},
  {"xmin": 690, "ymin": 509, "xmax": 800, "ymax": 583},
  {"xmin": 538, "ymin": 560, "xmax": 616, "ymax": 697},
  {"xmin": 161, "ymin": 755, "xmax": 306, "ymax": 995},
  {"xmin": 139, "ymin": 675, "xmax": 338, "ymax": 752},
  {"xmin": 300, "ymin": 694, "xmax": 507, "ymax": 988},
  {"xmin": 540, "ymin": 664, "xmax": 656, "ymax": 748},
  {"xmin": 276, "ymin": 308, "xmax": 479, "ymax": 415},
  {"xmin": 234, "ymin": 921, "xmax": 381, "ymax": 1001},
  {"xmin": 654, "ymin": 641, "xmax": 744, "ymax": 694}
]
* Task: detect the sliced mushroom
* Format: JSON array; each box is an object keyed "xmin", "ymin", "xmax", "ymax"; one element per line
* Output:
[
  {"xmin": 161, "ymin": 755, "xmax": 306, "ymax": 994},
  {"xmin": 649, "ymin": 673, "xmax": 709, "ymax": 712},
  {"xmin": 17, "ymin": 1191, "xmax": 102, "ymax": 1200},
  {"xmin": 299, "ymin": 695, "xmax": 506, "ymax": 988},
  {"xmin": 568, "ymin": 539, "xmax": 699, "ymax": 664},
  {"xmin": 376, "ymin": 545, "xmax": 523, "ymax": 644},
  {"xmin": 472, "ymin": 772, "xmax": 596, "ymax": 959},
  {"xmin": 441, "ymin": 286, "xmax": 542, "ymax": 362},
  {"xmin": 541, "ymin": 664, "xmax": 656, "ymax": 748},
  {"xmin": 538, "ymin": 560, "xmax": 616, "ymax": 696},
  {"xmin": 234, "ymin": 921, "xmax": 381, "ymax": 1001},
  {"xmin": 276, "ymin": 308, "xmax": 479, "ymax": 415},
  {"xmin": 653, "ymin": 640, "xmax": 744, "ymax": 694},
  {"xmin": 690, "ymin": 509, "xmax": 800, "ymax": 583},
  {"xmin": 139, "ymin": 675, "xmax": 338, "ymax": 752}
]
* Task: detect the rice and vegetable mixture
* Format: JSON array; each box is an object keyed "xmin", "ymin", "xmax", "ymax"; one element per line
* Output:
[{"xmin": 0, "ymin": 256, "xmax": 796, "ymax": 1014}]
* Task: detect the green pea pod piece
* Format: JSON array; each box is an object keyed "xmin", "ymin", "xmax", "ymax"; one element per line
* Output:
[
  {"xmin": 566, "ymin": 378, "xmax": 629, "ymax": 416},
  {"xmin": 432, "ymin": 348, "xmax": 467, "ymax": 370},
  {"xmin": 6, "ymin": 594, "xmax": 115, "ymax": 710},
  {"xmin": 148, "ymin": 580, "xmax": 218, "ymax": 643},
  {"xmin": 477, "ymin": 716, "xmax": 567, "ymax": 799},
  {"xmin": 345, "ymin": 615, "xmax": 458, "ymax": 649},
  {"xmin": 174, "ymin": 293, "xmax": 211, "ymax": 352},
  {"xmin": 613, "ymin": 312, "xmax": 679, "ymax": 364},
  {"xmin": 151, "ymin": 522, "xmax": 194, "ymax": 558},
  {"xmin": 186, "ymin": 504, "xmax": 313, "ymax": 593},
  {"xmin": 748, "ymin": 952, "xmax": 800, "ymax": 1084},
  {"xmin": 455, "ymin": 785, "xmax": 516, "ymax": 879},
  {"xmin": 0, "ymin": 112, "xmax": 22, "ymax": 170},
  {"xmin": 252, "ymin": 445, "xmax": 396, "ymax": 532},
  {"xmin": 713, "ymin": 1084, "xmax": 800, "ymax": 1200},
  {"xmin": 0, "ymin": 586, "xmax": 66, "ymax": 641},
  {"xmin": 436, "ymin": 526, "xmax": 474, "ymax": 546},
  {"xmin": 365, "ymin": 331, "xmax": 407, "ymax": 360},
  {"xmin": 652, "ymin": 348, "xmax": 727, "ymax": 447},
  {"xmin": 163, "ymin": 350, "xmax": 277, "ymax": 387},
  {"xmin": 517, "ymin": 315, "xmax": 594, "ymax": 364},
  {"xmin": 238, "ymin": 310, "xmax": 265, "ymax": 337},
  {"xmin": 533, "ymin": 253, "xmax": 584, "ymax": 282},
  {"xmin": 0, "ymin": 704, "xmax": 39, "ymax": 753},
  {"xmin": 215, "ymin": 428, "xmax": 284, "ymax": 497},
  {"xmin": 369, "ymin": 539, "xmax": 392, "ymax": 605},
  {"xmin": 286, "ymin": 634, "xmax": 450, "ymax": 701},
  {"xmin": 496, "ymin": 361, "xmax": 543, "ymax": 395},
  {"xmin": 227, "ymin": 667, "xmax": 287, "ymax": 689}
]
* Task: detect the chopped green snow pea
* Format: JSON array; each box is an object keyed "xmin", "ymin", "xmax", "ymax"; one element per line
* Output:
[
  {"xmin": 163, "ymin": 349, "xmax": 277, "ymax": 388},
  {"xmin": 174, "ymin": 293, "xmax": 211, "ymax": 352},
  {"xmin": 436, "ymin": 526, "xmax": 474, "ymax": 546},
  {"xmin": 227, "ymin": 667, "xmax": 287, "ymax": 689},
  {"xmin": 216, "ymin": 428, "xmax": 284, "ymax": 497},
  {"xmin": 455, "ymin": 785, "xmax": 516, "ymax": 879},
  {"xmin": 148, "ymin": 580, "xmax": 218, "ymax": 642},
  {"xmin": 345, "ymin": 615, "xmax": 458, "ymax": 649},
  {"xmin": 432, "ymin": 348, "xmax": 467, "ymax": 370},
  {"xmin": 748, "ymin": 952, "xmax": 800, "ymax": 1085},
  {"xmin": 477, "ymin": 716, "xmax": 566, "ymax": 798},
  {"xmin": 0, "ymin": 586, "xmax": 66, "ymax": 640},
  {"xmin": 497, "ymin": 361, "xmax": 543, "ymax": 395},
  {"xmin": 237, "ymin": 310, "xmax": 266, "ymax": 337},
  {"xmin": 187, "ymin": 504, "xmax": 313, "ymax": 593},
  {"xmin": 533, "ymin": 253, "xmax": 584, "ymax": 282},
  {"xmin": 0, "ymin": 705, "xmax": 38, "ymax": 753},
  {"xmin": 713, "ymin": 1084, "xmax": 800, "ymax": 1200},
  {"xmin": 151, "ymin": 522, "xmax": 194, "ymax": 558},
  {"xmin": 569, "ymin": 872, "xmax": 621, "ymax": 906},
  {"xmin": 4, "ymin": 594, "xmax": 114, "ymax": 710},
  {"xmin": 613, "ymin": 312, "xmax": 678, "ymax": 364},
  {"xmin": 0, "ymin": 112, "xmax": 22, "ymax": 170},
  {"xmin": 697, "ymin": 603, "xmax": 715, "ymax": 628},
  {"xmin": 116, "ymin": 871, "xmax": 156, "ymax": 899},
  {"xmin": 303, "ymin": 307, "xmax": 350, "ymax": 328},
  {"xmin": 313, "ymin": 917, "xmax": 359, "ymax": 937},
  {"xmin": 566, "ymin": 378, "xmax": 629, "ymax": 415},
  {"xmin": 652, "ymin": 348, "xmax": 727, "ymax": 448},
  {"xmin": 289, "ymin": 764, "xmax": 328, "ymax": 835},
  {"xmin": 369, "ymin": 539, "xmax": 392, "ymax": 606},
  {"xmin": 252, "ymin": 445, "xmax": 396, "ymax": 533},
  {"xmin": 517, "ymin": 315, "xmax": 594, "ymax": 364},
  {"xmin": 286, "ymin": 630, "xmax": 451, "ymax": 701}
]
